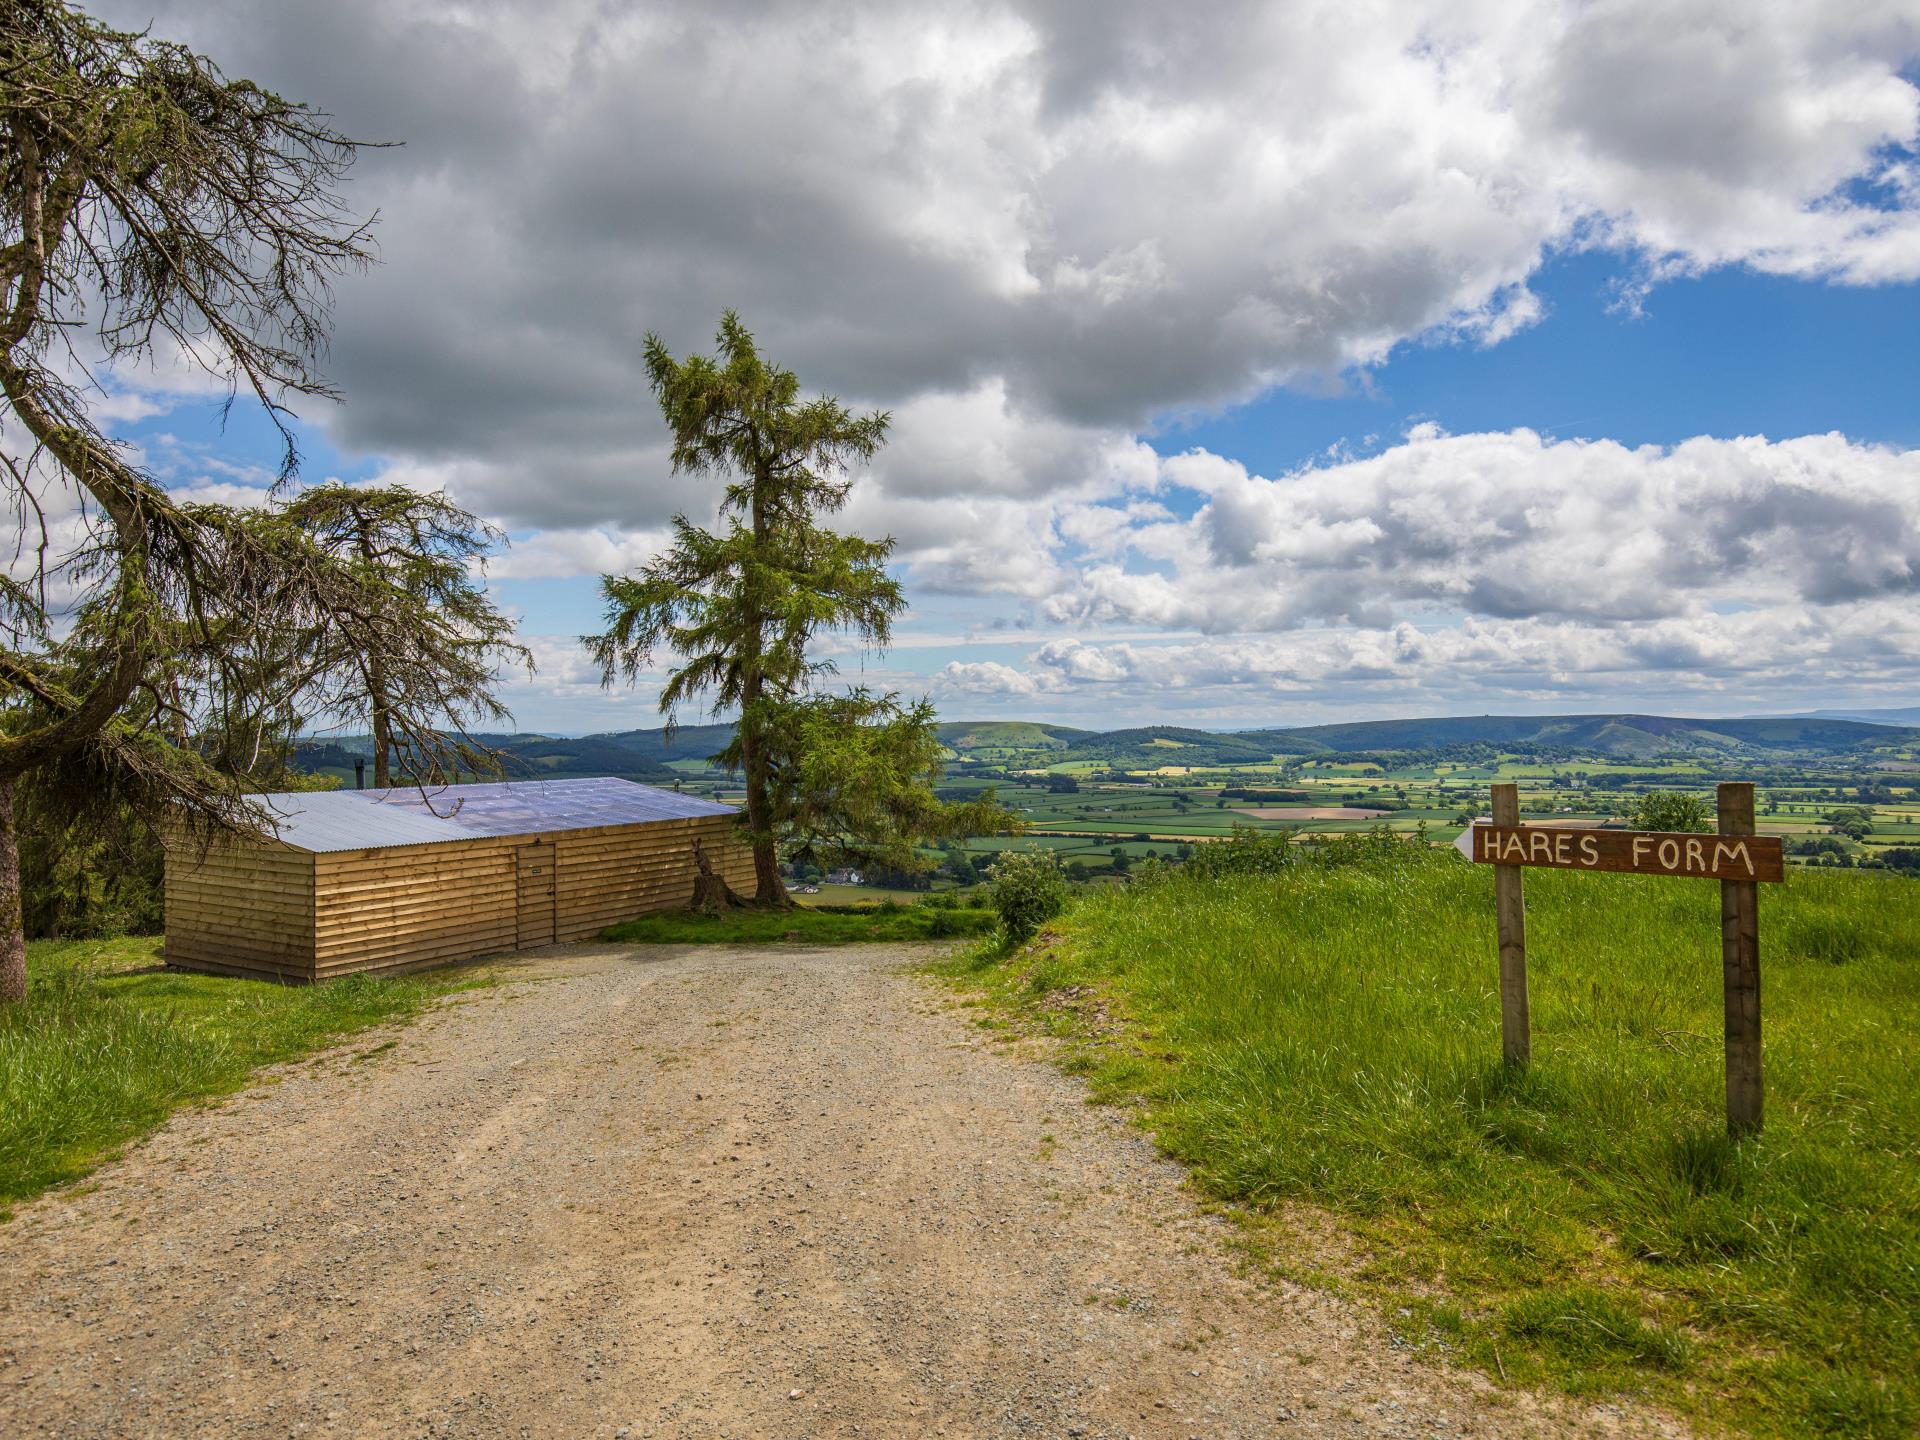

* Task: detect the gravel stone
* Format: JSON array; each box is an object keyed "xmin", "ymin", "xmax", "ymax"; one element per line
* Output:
[{"xmin": 0, "ymin": 941, "xmax": 1688, "ymax": 1439}]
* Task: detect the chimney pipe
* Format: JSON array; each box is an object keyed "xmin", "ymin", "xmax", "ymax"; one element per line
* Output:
[{"xmin": 355, "ymin": 757, "xmax": 366, "ymax": 790}]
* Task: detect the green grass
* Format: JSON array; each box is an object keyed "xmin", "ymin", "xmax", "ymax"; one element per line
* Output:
[
  {"xmin": 602, "ymin": 900, "xmax": 995, "ymax": 945},
  {"xmin": 938, "ymin": 852, "xmax": 1918, "ymax": 1437},
  {"xmin": 0, "ymin": 937, "xmax": 487, "ymax": 1213}
]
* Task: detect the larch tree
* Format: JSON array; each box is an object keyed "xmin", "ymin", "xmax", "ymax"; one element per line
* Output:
[
  {"xmin": 282, "ymin": 483, "xmax": 530, "ymax": 787},
  {"xmin": 0, "ymin": 3, "xmax": 519, "ymax": 1002},
  {"xmin": 587, "ymin": 312, "xmax": 1012, "ymax": 906}
]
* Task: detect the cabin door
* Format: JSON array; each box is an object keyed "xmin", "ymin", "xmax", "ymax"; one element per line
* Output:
[{"xmin": 515, "ymin": 841, "xmax": 557, "ymax": 948}]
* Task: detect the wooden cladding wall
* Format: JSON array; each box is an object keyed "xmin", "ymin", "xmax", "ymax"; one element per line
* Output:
[
  {"xmin": 167, "ymin": 813, "xmax": 751, "ymax": 982},
  {"xmin": 552, "ymin": 814, "xmax": 752, "ymax": 943},
  {"xmin": 164, "ymin": 840, "xmax": 315, "ymax": 982},
  {"xmin": 312, "ymin": 838, "xmax": 517, "ymax": 979}
]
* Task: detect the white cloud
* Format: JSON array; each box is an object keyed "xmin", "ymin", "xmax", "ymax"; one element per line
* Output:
[
  {"xmin": 933, "ymin": 603, "xmax": 1920, "ymax": 718},
  {"xmin": 1037, "ymin": 429, "xmax": 1920, "ymax": 632},
  {"xmin": 47, "ymin": 1, "xmax": 1920, "ymax": 723},
  {"xmin": 86, "ymin": 0, "xmax": 1920, "ymax": 537},
  {"xmin": 486, "ymin": 527, "xmax": 674, "ymax": 582},
  {"xmin": 908, "ymin": 426, "xmax": 1920, "ymax": 714}
]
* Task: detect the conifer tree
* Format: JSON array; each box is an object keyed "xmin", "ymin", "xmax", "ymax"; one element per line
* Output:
[{"xmin": 589, "ymin": 313, "xmax": 1010, "ymax": 905}]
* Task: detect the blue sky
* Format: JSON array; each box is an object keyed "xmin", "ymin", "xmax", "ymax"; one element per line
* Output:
[
  {"xmin": 81, "ymin": 1, "xmax": 1920, "ymax": 735},
  {"xmin": 128, "ymin": 246, "xmax": 1920, "ymax": 734}
]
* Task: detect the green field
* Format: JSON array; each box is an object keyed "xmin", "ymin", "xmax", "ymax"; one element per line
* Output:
[
  {"xmin": 941, "ymin": 852, "xmax": 1917, "ymax": 1438},
  {"xmin": 371, "ymin": 713, "xmax": 1917, "ymax": 893},
  {"xmin": 0, "ymin": 938, "xmax": 490, "ymax": 1212}
]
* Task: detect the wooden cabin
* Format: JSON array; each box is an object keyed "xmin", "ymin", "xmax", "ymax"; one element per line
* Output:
[{"xmin": 163, "ymin": 777, "xmax": 752, "ymax": 982}]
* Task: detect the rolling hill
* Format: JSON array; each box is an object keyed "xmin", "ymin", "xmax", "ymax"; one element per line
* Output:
[
  {"xmin": 297, "ymin": 709, "xmax": 1916, "ymax": 787},
  {"xmin": 1269, "ymin": 712, "xmax": 1913, "ymax": 759}
]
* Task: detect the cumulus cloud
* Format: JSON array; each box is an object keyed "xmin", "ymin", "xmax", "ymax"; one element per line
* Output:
[
  {"xmin": 910, "ymin": 425, "xmax": 1920, "ymax": 714},
  {"xmin": 87, "ymin": 0, "xmax": 1920, "ymax": 540},
  {"xmin": 1040, "ymin": 429, "xmax": 1920, "ymax": 632},
  {"xmin": 54, "ymin": 1, "xmax": 1920, "ymax": 726},
  {"xmin": 483, "ymin": 527, "xmax": 674, "ymax": 583},
  {"xmin": 933, "ymin": 604, "xmax": 1920, "ymax": 716}
]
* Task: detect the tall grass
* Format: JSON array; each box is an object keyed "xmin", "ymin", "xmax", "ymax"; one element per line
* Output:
[
  {"xmin": 603, "ymin": 898, "xmax": 995, "ymax": 945},
  {"xmin": 0, "ymin": 938, "xmax": 482, "ymax": 1210},
  {"xmin": 946, "ymin": 850, "xmax": 1918, "ymax": 1437}
]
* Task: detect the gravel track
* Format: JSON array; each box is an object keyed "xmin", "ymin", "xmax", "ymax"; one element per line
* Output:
[{"xmin": 0, "ymin": 942, "xmax": 1686, "ymax": 1439}]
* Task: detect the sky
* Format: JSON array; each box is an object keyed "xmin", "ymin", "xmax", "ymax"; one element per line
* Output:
[{"xmin": 70, "ymin": 0, "xmax": 1920, "ymax": 734}]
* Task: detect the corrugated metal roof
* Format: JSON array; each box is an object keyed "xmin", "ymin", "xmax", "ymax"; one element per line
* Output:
[{"xmin": 255, "ymin": 777, "xmax": 737, "ymax": 853}]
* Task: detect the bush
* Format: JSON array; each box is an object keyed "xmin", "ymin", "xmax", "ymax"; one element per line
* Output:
[
  {"xmin": 1300, "ymin": 825, "xmax": 1425, "ymax": 870},
  {"xmin": 1630, "ymin": 791, "xmax": 1710, "ymax": 833},
  {"xmin": 1183, "ymin": 825, "xmax": 1295, "ymax": 879},
  {"xmin": 988, "ymin": 849, "xmax": 1069, "ymax": 944}
]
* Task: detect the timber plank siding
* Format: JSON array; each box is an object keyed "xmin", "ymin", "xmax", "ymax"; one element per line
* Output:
[
  {"xmin": 164, "ymin": 839, "xmax": 317, "ymax": 982},
  {"xmin": 163, "ymin": 780, "xmax": 749, "ymax": 982}
]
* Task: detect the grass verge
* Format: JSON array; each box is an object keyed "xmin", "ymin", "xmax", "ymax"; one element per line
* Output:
[
  {"xmin": 935, "ymin": 850, "xmax": 1917, "ymax": 1438},
  {"xmin": 0, "ymin": 936, "xmax": 488, "ymax": 1214},
  {"xmin": 602, "ymin": 899, "xmax": 995, "ymax": 945}
]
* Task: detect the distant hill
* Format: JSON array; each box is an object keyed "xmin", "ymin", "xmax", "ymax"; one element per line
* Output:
[
  {"xmin": 296, "ymin": 725, "xmax": 739, "ymax": 786},
  {"xmin": 1269, "ymin": 713, "xmax": 1913, "ymax": 759},
  {"xmin": 484, "ymin": 724, "xmax": 741, "ymax": 782},
  {"xmin": 1764, "ymin": 706, "xmax": 1920, "ymax": 727},
  {"xmin": 934, "ymin": 720, "xmax": 1089, "ymax": 752},
  {"xmin": 296, "ymin": 708, "xmax": 1915, "ymax": 787},
  {"xmin": 1046, "ymin": 724, "xmax": 1326, "ymax": 768}
]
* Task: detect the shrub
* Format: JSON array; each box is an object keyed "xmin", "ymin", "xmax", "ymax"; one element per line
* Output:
[
  {"xmin": 988, "ymin": 849, "xmax": 1069, "ymax": 944},
  {"xmin": 1183, "ymin": 825, "xmax": 1295, "ymax": 879},
  {"xmin": 1300, "ymin": 824, "xmax": 1424, "ymax": 870},
  {"xmin": 1630, "ymin": 791, "xmax": 1710, "ymax": 833}
]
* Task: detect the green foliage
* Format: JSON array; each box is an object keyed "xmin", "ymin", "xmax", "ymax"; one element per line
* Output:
[
  {"xmin": 601, "ymin": 902, "xmax": 993, "ymax": 946},
  {"xmin": 1825, "ymin": 806, "xmax": 1876, "ymax": 841},
  {"xmin": 278, "ymin": 484, "xmax": 531, "ymax": 786},
  {"xmin": 1183, "ymin": 825, "xmax": 1296, "ymax": 879},
  {"xmin": 0, "ymin": 938, "xmax": 482, "ymax": 1207},
  {"xmin": 587, "ymin": 313, "xmax": 1013, "ymax": 896},
  {"xmin": 17, "ymin": 820, "xmax": 161, "ymax": 938},
  {"xmin": 988, "ymin": 849, "xmax": 1069, "ymax": 944},
  {"xmin": 1629, "ymin": 790, "xmax": 1712, "ymax": 832},
  {"xmin": 0, "ymin": 6, "xmax": 516, "ymax": 999},
  {"xmin": 720, "ymin": 690, "xmax": 1015, "ymax": 874},
  {"xmin": 942, "ymin": 858, "xmax": 1920, "ymax": 1436}
]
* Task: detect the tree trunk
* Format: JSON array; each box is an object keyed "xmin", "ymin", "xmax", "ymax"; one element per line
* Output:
[
  {"xmin": 368, "ymin": 679, "xmax": 393, "ymax": 789},
  {"xmin": 0, "ymin": 779, "xmax": 27, "ymax": 1006},
  {"xmin": 737, "ymin": 709, "xmax": 789, "ymax": 906},
  {"xmin": 737, "ymin": 676, "xmax": 790, "ymax": 908},
  {"xmin": 356, "ymin": 522, "xmax": 396, "ymax": 788},
  {"xmin": 689, "ymin": 838, "xmax": 744, "ymax": 915},
  {"xmin": 738, "ymin": 473, "xmax": 790, "ymax": 909}
]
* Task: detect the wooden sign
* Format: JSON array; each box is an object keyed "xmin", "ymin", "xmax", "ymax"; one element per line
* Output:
[
  {"xmin": 1460, "ymin": 782, "xmax": 1771, "ymax": 1137},
  {"xmin": 1455, "ymin": 823, "xmax": 1784, "ymax": 882}
]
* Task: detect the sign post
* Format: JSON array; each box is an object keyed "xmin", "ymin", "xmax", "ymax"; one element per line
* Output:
[
  {"xmin": 1492, "ymin": 782, "xmax": 1529, "ymax": 1066},
  {"xmin": 1719, "ymin": 782, "xmax": 1762, "ymax": 1135},
  {"xmin": 1456, "ymin": 781, "xmax": 1783, "ymax": 1135}
]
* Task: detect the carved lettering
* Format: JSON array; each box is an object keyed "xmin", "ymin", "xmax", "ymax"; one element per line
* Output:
[{"xmin": 1474, "ymin": 825, "xmax": 1781, "ymax": 880}]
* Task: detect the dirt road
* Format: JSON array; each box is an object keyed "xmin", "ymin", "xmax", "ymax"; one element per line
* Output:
[{"xmin": 0, "ymin": 943, "xmax": 1681, "ymax": 1439}]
